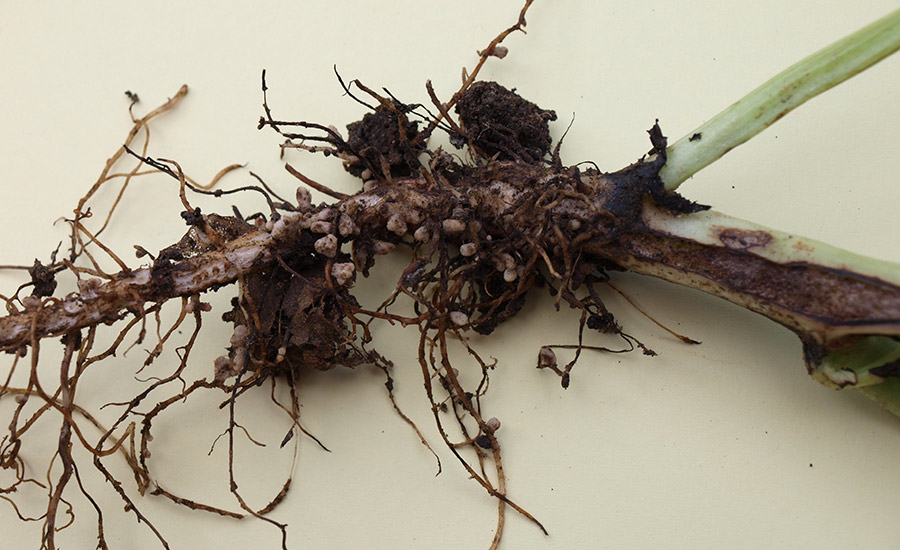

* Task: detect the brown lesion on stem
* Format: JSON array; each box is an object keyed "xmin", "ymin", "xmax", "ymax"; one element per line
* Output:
[{"xmin": 593, "ymin": 215, "xmax": 900, "ymax": 344}]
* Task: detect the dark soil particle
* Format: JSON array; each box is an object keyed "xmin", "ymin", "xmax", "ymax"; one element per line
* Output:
[
  {"xmin": 228, "ymin": 252, "xmax": 368, "ymax": 372},
  {"xmin": 344, "ymin": 106, "xmax": 425, "ymax": 179},
  {"xmin": 601, "ymin": 122, "xmax": 710, "ymax": 219},
  {"xmin": 28, "ymin": 259, "xmax": 57, "ymax": 297},
  {"xmin": 456, "ymin": 81, "xmax": 557, "ymax": 164},
  {"xmin": 180, "ymin": 207, "xmax": 204, "ymax": 226}
]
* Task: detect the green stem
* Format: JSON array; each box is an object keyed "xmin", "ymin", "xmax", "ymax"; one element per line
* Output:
[{"xmin": 660, "ymin": 7, "xmax": 900, "ymax": 189}]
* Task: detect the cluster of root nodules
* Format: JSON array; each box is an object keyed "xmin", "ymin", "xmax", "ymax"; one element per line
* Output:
[
  {"xmin": 0, "ymin": 7, "xmax": 702, "ymax": 550},
  {"xmin": 253, "ymin": 62, "xmax": 694, "ymax": 547}
]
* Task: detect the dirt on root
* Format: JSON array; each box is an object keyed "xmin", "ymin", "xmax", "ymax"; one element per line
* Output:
[
  {"xmin": 455, "ymin": 80, "xmax": 557, "ymax": 164},
  {"xmin": 343, "ymin": 106, "xmax": 425, "ymax": 179}
]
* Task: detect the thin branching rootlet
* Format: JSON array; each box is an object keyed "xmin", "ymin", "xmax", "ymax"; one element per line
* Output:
[{"xmin": 2, "ymin": 3, "xmax": 900, "ymax": 548}]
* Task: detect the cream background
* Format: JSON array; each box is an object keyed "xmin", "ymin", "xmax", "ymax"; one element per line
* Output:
[{"xmin": 1, "ymin": 2, "xmax": 900, "ymax": 549}]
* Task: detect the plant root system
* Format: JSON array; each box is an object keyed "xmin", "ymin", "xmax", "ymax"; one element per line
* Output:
[{"xmin": 2, "ymin": 3, "xmax": 899, "ymax": 549}]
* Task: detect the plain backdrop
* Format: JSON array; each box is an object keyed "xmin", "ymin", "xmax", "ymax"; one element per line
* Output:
[{"xmin": 1, "ymin": 2, "xmax": 900, "ymax": 549}]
